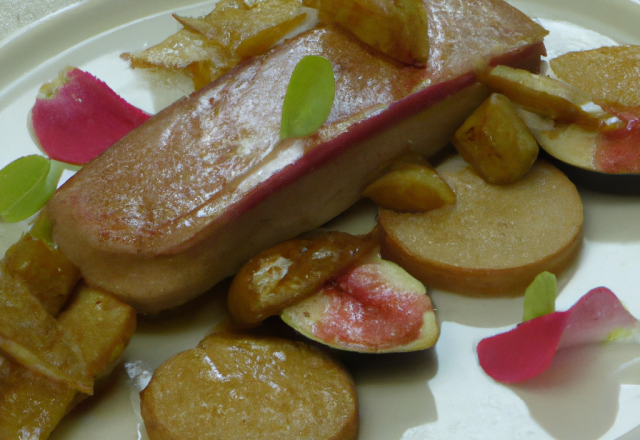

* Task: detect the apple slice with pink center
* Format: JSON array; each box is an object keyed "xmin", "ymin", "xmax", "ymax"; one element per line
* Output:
[{"xmin": 281, "ymin": 259, "xmax": 438, "ymax": 353}]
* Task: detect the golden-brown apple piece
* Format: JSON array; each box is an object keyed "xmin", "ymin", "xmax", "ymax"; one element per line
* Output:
[
  {"xmin": 0, "ymin": 284, "xmax": 136, "ymax": 439},
  {"xmin": 140, "ymin": 333, "xmax": 358, "ymax": 440},
  {"xmin": 125, "ymin": 0, "xmax": 307, "ymax": 90},
  {"xmin": 363, "ymin": 152, "xmax": 455, "ymax": 212},
  {"xmin": 302, "ymin": 0, "xmax": 429, "ymax": 66},
  {"xmin": 0, "ymin": 264, "xmax": 92, "ymax": 394},
  {"xmin": 452, "ymin": 93, "xmax": 539, "ymax": 184},
  {"xmin": 529, "ymin": 45, "xmax": 640, "ymax": 180},
  {"xmin": 281, "ymin": 258, "xmax": 439, "ymax": 353},
  {"xmin": 480, "ymin": 65, "xmax": 623, "ymax": 131},
  {"xmin": 227, "ymin": 230, "xmax": 377, "ymax": 327},
  {"xmin": 49, "ymin": 0, "xmax": 548, "ymax": 313},
  {"xmin": 4, "ymin": 233, "xmax": 80, "ymax": 315},
  {"xmin": 378, "ymin": 155, "xmax": 583, "ymax": 296}
]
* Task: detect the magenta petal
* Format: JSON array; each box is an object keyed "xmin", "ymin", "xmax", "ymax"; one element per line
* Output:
[
  {"xmin": 559, "ymin": 287, "xmax": 639, "ymax": 348},
  {"xmin": 477, "ymin": 287, "xmax": 639, "ymax": 383},
  {"xmin": 31, "ymin": 68, "xmax": 151, "ymax": 165},
  {"xmin": 478, "ymin": 312, "xmax": 569, "ymax": 383}
]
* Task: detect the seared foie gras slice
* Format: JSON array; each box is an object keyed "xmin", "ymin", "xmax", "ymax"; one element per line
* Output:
[{"xmin": 48, "ymin": 0, "xmax": 547, "ymax": 313}]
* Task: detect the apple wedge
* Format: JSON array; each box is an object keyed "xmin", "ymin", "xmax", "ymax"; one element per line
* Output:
[{"xmin": 48, "ymin": 0, "xmax": 547, "ymax": 313}]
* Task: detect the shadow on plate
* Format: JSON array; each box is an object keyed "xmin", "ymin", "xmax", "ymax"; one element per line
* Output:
[
  {"xmin": 509, "ymin": 342, "xmax": 640, "ymax": 440},
  {"xmin": 347, "ymin": 349, "xmax": 438, "ymax": 440}
]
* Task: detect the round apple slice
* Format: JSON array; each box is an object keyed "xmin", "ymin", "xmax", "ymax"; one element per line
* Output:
[
  {"xmin": 378, "ymin": 155, "xmax": 583, "ymax": 296},
  {"xmin": 281, "ymin": 259, "xmax": 439, "ymax": 353}
]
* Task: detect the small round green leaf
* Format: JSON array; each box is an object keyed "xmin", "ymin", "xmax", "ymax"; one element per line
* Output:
[
  {"xmin": 522, "ymin": 271, "xmax": 557, "ymax": 322},
  {"xmin": 280, "ymin": 55, "xmax": 335, "ymax": 140},
  {"xmin": 0, "ymin": 155, "xmax": 60, "ymax": 222}
]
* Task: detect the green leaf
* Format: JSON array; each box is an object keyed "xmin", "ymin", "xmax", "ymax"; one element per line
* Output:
[
  {"xmin": 280, "ymin": 55, "xmax": 335, "ymax": 140},
  {"xmin": 523, "ymin": 271, "xmax": 557, "ymax": 322},
  {"xmin": 0, "ymin": 155, "xmax": 62, "ymax": 223}
]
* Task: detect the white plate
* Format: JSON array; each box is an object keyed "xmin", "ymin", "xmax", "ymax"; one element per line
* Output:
[{"xmin": 1, "ymin": 1, "xmax": 640, "ymax": 439}]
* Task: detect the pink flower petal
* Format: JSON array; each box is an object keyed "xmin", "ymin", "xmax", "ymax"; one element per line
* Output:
[
  {"xmin": 478, "ymin": 287, "xmax": 639, "ymax": 383},
  {"xmin": 31, "ymin": 68, "xmax": 151, "ymax": 165}
]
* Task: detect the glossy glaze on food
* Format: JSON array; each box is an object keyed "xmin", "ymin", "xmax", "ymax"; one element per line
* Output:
[{"xmin": 48, "ymin": 0, "xmax": 547, "ymax": 312}]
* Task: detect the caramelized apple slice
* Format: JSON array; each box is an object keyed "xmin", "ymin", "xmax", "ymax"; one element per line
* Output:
[
  {"xmin": 175, "ymin": 0, "xmax": 304, "ymax": 52},
  {"xmin": 124, "ymin": 29, "xmax": 236, "ymax": 91},
  {"xmin": 550, "ymin": 45, "xmax": 640, "ymax": 111},
  {"xmin": 480, "ymin": 65, "xmax": 623, "ymax": 131},
  {"xmin": 0, "ymin": 284, "xmax": 136, "ymax": 438},
  {"xmin": 0, "ymin": 265, "xmax": 92, "ymax": 394},
  {"xmin": 126, "ymin": 0, "xmax": 307, "ymax": 90},
  {"xmin": 235, "ymin": 13, "xmax": 308, "ymax": 58},
  {"xmin": 302, "ymin": 0, "xmax": 429, "ymax": 66},
  {"xmin": 281, "ymin": 259, "xmax": 438, "ymax": 353},
  {"xmin": 228, "ymin": 231, "xmax": 377, "ymax": 327},
  {"xmin": 378, "ymin": 155, "xmax": 583, "ymax": 296},
  {"xmin": 452, "ymin": 93, "xmax": 539, "ymax": 184},
  {"xmin": 363, "ymin": 153, "xmax": 455, "ymax": 212},
  {"xmin": 4, "ymin": 234, "xmax": 80, "ymax": 316}
]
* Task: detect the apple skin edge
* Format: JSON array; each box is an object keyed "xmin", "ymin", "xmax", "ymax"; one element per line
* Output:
[
  {"xmin": 541, "ymin": 151, "xmax": 640, "ymax": 195},
  {"xmin": 47, "ymin": 5, "xmax": 547, "ymax": 313}
]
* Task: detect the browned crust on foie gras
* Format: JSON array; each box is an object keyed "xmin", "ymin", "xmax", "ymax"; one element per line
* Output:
[
  {"xmin": 378, "ymin": 157, "xmax": 584, "ymax": 296},
  {"xmin": 48, "ymin": 0, "xmax": 548, "ymax": 313},
  {"xmin": 140, "ymin": 333, "xmax": 358, "ymax": 440}
]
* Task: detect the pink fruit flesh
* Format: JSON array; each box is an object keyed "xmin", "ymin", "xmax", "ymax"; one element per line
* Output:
[
  {"xmin": 31, "ymin": 68, "xmax": 150, "ymax": 165},
  {"xmin": 477, "ymin": 287, "xmax": 639, "ymax": 383},
  {"xmin": 313, "ymin": 264, "xmax": 431, "ymax": 349},
  {"xmin": 595, "ymin": 109, "xmax": 640, "ymax": 173}
]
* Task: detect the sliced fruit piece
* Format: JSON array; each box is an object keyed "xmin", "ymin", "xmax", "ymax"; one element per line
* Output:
[
  {"xmin": 477, "ymin": 287, "xmax": 640, "ymax": 383},
  {"xmin": 363, "ymin": 153, "xmax": 455, "ymax": 212},
  {"xmin": 50, "ymin": 1, "xmax": 548, "ymax": 313},
  {"xmin": 0, "ymin": 284, "xmax": 136, "ymax": 438},
  {"xmin": 0, "ymin": 265, "xmax": 92, "ymax": 394},
  {"xmin": 4, "ymin": 233, "xmax": 80, "ymax": 316},
  {"xmin": 124, "ymin": 28, "xmax": 237, "ymax": 91},
  {"xmin": 452, "ymin": 93, "xmax": 539, "ymax": 184},
  {"xmin": 235, "ymin": 13, "xmax": 308, "ymax": 58},
  {"xmin": 520, "ymin": 45, "xmax": 640, "ymax": 193},
  {"xmin": 378, "ymin": 155, "xmax": 583, "ymax": 296},
  {"xmin": 140, "ymin": 333, "xmax": 358, "ymax": 440},
  {"xmin": 228, "ymin": 230, "xmax": 377, "ymax": 327},
  {"xmin": 480, "ymin": 65, "xmax": 624, "ymax": 131},
  {"xmin": 550, "ymin": 45, "xmax": 640, "ymax": 111},
  {"xmin": 31, "ymin": 67, "xmax": 151, "ymax": 165},
  {"xmin": 175, "ymin": 0, "xmax": 304, "ymax": 51},
  {"xmin": 530, "ymin": 119, "xmax": 640, "ymax": 194},
  {"xmin": 281, "ymin": 259, "xmax": 438, "ymax": 353},
  {"xmin": 125, "ymin": 0, "xmax": 307, "ymax": 90},
  {"xmin": 302, "ymin": 0, "xmax": 429, "ymax": 66}
]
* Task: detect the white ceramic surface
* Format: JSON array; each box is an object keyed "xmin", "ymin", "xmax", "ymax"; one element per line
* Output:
[{"xmin": 1, "ymin": 1, "xmax": 640, "ymax": 439}]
